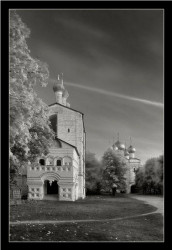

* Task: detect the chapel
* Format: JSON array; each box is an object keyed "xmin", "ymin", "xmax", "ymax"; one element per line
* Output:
[{"xmin": 27, "ymin": 74, "xmax": 86, "ymax": 201}]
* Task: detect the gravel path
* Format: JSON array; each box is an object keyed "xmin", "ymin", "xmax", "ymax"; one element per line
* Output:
[{"xmin": 130, "ymin": 195, "xmax": 164, "ymax": 216}]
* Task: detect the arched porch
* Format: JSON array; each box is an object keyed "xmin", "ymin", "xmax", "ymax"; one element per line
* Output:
[{"xmin": 41, "ymin": 172, "xmax": 60, "ymax": 200}]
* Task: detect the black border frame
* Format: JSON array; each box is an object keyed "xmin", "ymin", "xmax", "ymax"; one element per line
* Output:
[{"xmin": 1, "ymin": 1, "xmax": 171, "ymax": 249}]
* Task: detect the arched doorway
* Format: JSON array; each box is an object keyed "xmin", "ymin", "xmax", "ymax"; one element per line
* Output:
[
  {"xmin": 47, "ymin": 180, "xmax": 58, "ymax": 195},
  {"xmin": 41, "ymin": 172, "xmax": 60, "ymax": 200},
  {"xmin": 44, "ymin": 180, "xmax": 59, "ymax": 200}
]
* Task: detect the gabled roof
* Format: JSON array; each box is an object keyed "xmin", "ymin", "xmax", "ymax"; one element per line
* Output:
[
  {"xmin": 55, "ymin": 137, "xmax": 80, "ymax": 157},
  {"xmin": 49, "ymin": 102, "xmax": 86, "ymax": 132},
  {"xmin": 49, "ymin": 102, "xmax": 84, "ymax": 115}
]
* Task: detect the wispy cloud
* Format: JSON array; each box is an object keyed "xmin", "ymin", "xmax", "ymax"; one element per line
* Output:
[
  {"xmin": 50, "ymin": 79, "xmax": 163, "ymax": 108},
  {"xmin": 54, "ymin": 17, "xmax": 105, "ymax": 40}
]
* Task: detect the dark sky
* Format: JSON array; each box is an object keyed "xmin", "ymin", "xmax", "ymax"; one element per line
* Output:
[{"xmin": 17, "ymin": 9, "xmax": 164, "ymax": 164}]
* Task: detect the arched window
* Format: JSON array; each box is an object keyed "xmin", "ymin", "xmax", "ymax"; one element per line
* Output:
[
  {"xmin": 39, "ymin": 159, "xmax": 45, "ymax": 166},
  {"xmin": 49, "ymin": 114, "xmax": 57, "ymax": 134},
  {"xmin": 57, "ymin": 160, "xmax": 61, "ymax": 166}
]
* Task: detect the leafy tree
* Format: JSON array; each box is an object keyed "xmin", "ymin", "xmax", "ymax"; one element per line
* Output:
[
  {"xmin": 85, "ymin": 151, "xmax": 103, "ymax": 194},
  {"xmin": 9, "ymin": 11, "xmax": 54, "ymax": 181},
  {"xmin": 101, "ymin": 148, "xmax": 127, "ymax": 193},
  {"xmin": 157, "ymin": 155, "xmax": 163, "ymax": 187},
  {"xmin": 135, "ymin": 155, "xmax": 164, "ymax": 194}
]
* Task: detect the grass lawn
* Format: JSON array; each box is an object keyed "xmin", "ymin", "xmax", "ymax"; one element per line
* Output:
[
  {"xmin": 9, "ymin": 194, "xmax": 163, "ymax": 242},
  {"xmin": 10, "ymin": 194, "xmax": 157, "ymax": 222},
  {"xmin": 10, "ymin": 214, "xmax": 163, "ymax": 242}
]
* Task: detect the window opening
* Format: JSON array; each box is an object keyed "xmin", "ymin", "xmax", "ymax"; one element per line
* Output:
[
  {"xmin": 57, "ymin": 160, "xmax": 61, "ymax": 166},
  {"xmin": 39, "ymin": 159, "xmax": 45, "ymax": 165}
]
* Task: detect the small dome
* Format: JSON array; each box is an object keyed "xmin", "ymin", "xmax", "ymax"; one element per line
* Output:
[
  {"xmin": 53, "ymin": 82, "xmax": 64, "ymax": 93},
  {"xmin": 115, "ymin": 140, "xmax": 125, "ymax": 150},
  {"xmin": 128, "ymin": 145, "xmax": 136, "ymax": 153},
  {"xmin": 63, "ymin": 89, "xmax": 69, "ymax": 98},
  {"xmin": 112, "ymin": 144, "xmax": 118, "ymax": 150}
]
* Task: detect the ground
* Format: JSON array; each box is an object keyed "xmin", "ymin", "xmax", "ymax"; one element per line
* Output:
[{"xmin": 9, "ymin": 194, "xmax": 164, "ymax": 242}]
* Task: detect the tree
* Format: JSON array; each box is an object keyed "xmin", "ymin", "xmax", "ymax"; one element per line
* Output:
[
  {"xmin": 9, "ymin": 11, "xmax": 54, "ymax": 181},
  {"xmin": 157, "ymin": 155, "xmax": 163, "ymax": 188},
  {"xmin": 101, "ymin": 148, "xmax": 127, "ymax": 193},
  {"xmin": 135, "ymin": 155, "xmax": 164, "ymax": 194},
  {"xmin": 85, "ymin": 151, "xmax": 103, "ymax": 194}
]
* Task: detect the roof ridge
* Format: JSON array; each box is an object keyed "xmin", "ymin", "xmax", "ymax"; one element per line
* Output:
[
  {"xmin": 55, "ymin": 137, "xmax": 80, "ymax": 157},
  {"xmin": 49, "ymin": 102, "xmax": 84, "ymax": 115}
]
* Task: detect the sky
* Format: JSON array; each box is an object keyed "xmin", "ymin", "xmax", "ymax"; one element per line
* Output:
[{"xmin": 17, "ymin": 9, "xmax": 164, "ymax": 164}]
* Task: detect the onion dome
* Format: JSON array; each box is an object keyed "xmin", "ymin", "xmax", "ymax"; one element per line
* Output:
[
  {"xmin": 115, "ymin": 140, "xmax": 125, "ymax": 150},
  {"xmin": 53, "ymin": 82, "xmax": 64, "ymax": 93},
  {"xmin": 127, "ymin": 145, "xmax": 136, "ymax": 153},
  {"xmin": 62, "ymin": 89, "xmax": 69, "ymax": 98},
  {"xmin": 53, "ymin": 74, "xmax": 65, "ymax": 93}
]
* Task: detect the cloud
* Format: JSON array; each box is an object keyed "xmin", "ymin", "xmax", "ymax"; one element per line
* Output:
[
  {"xmin": 54, "ymin": 16, "xmax": 105, "ymax": 40},
  {"xmin": 50, "ymin": 79, "xmax": 163, "ymax": 108}
]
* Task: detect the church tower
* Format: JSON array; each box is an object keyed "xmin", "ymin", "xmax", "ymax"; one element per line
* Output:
[{"xmin": 27, "ymin": 74, "xmax": 86, "ymax": 201}]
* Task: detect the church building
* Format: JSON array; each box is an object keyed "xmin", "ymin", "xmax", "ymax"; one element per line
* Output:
[
  {"xmin": 27, "ymin": 74, "xmax": 86, "ymax": 201},
  {"xmin": 111, "ymin": 134, "xmax": 141, "ymax": 193}
]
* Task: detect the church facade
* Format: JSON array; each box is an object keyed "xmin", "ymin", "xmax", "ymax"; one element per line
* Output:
[
  {"xmin": 111, "ymin": 136, "xmax": 141, "ymax": 193},
  {"xmin": 27, "ymin": 75, "xmax": 86, "ymax": 201}
]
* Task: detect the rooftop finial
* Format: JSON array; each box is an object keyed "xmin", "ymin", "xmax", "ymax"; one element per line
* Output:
[
  {"xmin": 112, "ymin": 136, "xmax": 115, "ymax": 150},
  {"xmin": 57, "ymin": 72, "xmax": 63, "ymax": 84},
  {"xmin": 130, "ymin": 136, "xmax": 132, "ymax": 145},
  {"xmin": 59, "ymin": 72, "xmax": 63, "ymax": 87},
  {"xmin": 117, "ymin": 132, "xmax": 119, "ymax": 141}
]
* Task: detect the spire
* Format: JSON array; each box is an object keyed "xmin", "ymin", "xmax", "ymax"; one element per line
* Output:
[
  {"xmin": 117, "ymin": 132, "xmax": 119, "ymax": 141},
  {"xmin": 57, "ymin": 72, "xmax": 64, "ymax": 86},
  {"xmin": 124, "ymin": 141, "xmax": 129, "ymax": 158},
  {"xmin": 129, "ymin": 136, "xmax": 132, "ymax": 146},
  {"xmin": 53, "ymin": 73, "xmax": 65, "ymax": 104},
  {"xmin": 60, "ymin": 72, "xmax": 64, "ymax": 87},
  {"xmin": 112, "ymin": 136, "xmax": 115, "ymax": 150},
  {"xmin": 128, "ymin": 136, "xmax": 136, "ymax": 158}
]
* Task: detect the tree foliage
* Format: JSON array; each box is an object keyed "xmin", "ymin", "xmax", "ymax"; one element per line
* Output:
[
  {"xmin": 135, "ymin": 155, "xmax": 163, "ymax": 194},
  {"xmin": 101, "ymin": 148, "xmax": 127, "ymax": 192},
  {"xmin": 85, "ymin": 151, "xmax": 103, "ymax": 194},
  {"xmin": 9, "ymin": 11, "xmax": 54, "ymax": 179}
]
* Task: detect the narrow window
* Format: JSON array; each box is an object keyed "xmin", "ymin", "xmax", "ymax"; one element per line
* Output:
[
  {"xmin": 57, "ymin": 160, "xmax": 61, "ymax": 166},
  {"xmin": 68, "ymin": 128, "xmax": 70, "ymax": 133},
  {"xmin": 39, "ymin": 159, "xmax": 45, "ymax": 166}
]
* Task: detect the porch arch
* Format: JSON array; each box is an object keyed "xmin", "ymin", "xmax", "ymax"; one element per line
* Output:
[
  {"xmin": 41, "ymin": 172, "xmax": 61, "ymax": 199},
  {"xmin": 40, "ymin": 172, "xmax": 61, "ymax": 183}
]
